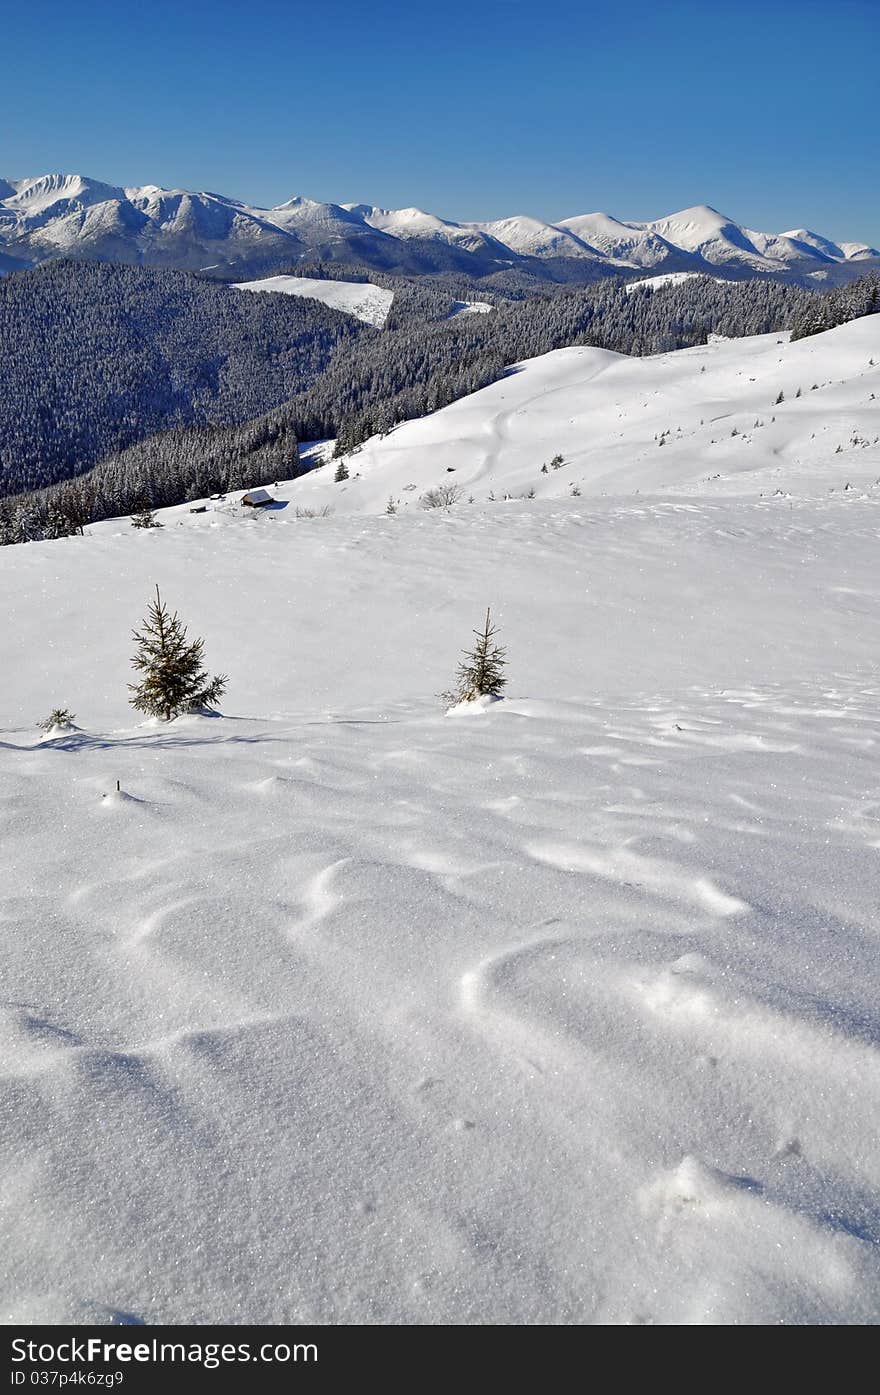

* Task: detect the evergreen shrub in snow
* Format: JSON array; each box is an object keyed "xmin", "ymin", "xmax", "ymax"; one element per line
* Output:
[{"xmin": 39, "ymin": 707, "xmax": 76, "ymax": 732}]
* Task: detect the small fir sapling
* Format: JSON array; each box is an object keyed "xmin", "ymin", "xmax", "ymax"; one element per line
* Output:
[
  {"xmin": 129, "ymin": 585, "xmax": 227, "ymax": 721},
  {"xmin": 39, "ymin": 707, "xmax": 76, "ymax": 732},
  {"xmin": 130, "ymin": 497, "xmax": 163, "ymax": 529},
  {"xmin": 442, "ymin": 608, "xmax": 507, "ymax": 708}
]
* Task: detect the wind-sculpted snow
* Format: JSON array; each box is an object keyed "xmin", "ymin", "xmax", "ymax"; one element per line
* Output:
[{"xmin": 1, "ymin": 492, "xmax": 879, "ymax": 1323}]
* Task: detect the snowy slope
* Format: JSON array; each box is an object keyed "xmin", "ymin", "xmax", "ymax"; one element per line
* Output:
[
  {"xmin": 449, "ymin": 299, "xmax": 493, "ymax": 317},
  {"xmin": 624, "ymin": 271, "xmax": 704, "ymax": 294},
  {"xmin": 232, "ymin": 274, "xmax": 393, "ymax": 327},
  {"xmin": 2, "ymin": 320, "xmax": 880, "ymax": 1325},
  {"xmin": 205, "ymin": 316, "xmax": 878, "ymax": 519}
]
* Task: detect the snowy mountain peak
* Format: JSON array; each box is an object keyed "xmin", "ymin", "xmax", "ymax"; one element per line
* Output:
[
  {"xmin": 657, "ymin": 202, "xmax": 728, "ymax": 224},
  {"xmin": 468, "ymin": 214, "xmax": 603, "ymax": 259},
  {"xmin": 0, "ymin": 174, "xmax": 875, "ymax": 283},
  {"xmin": 644, "ymin": 205, "xmax": 755, "ymax": 253},
  {"xmin": 779, "ymin": 228, "xmax": 879, "ymax": 260},
  {"xmin": 6, "ymin": 172, "xmax": 126, "ymax": 212},
  {"xmin": 270, "ymin": 195, "xmax": 318, "ymax": 212}
]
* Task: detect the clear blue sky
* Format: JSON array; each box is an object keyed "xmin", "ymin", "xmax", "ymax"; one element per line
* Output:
[{"xmin": 5, "ymin": 0, "xmax": 878, "ymax": 243}]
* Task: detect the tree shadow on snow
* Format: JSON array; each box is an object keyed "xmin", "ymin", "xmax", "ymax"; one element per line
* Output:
[{"xmin": 2, "ymin": 726, "xmax": 289, "ymax": 754}]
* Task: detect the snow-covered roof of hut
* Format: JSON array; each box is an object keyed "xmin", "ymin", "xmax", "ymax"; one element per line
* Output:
[{"xmin": 241, "ymin": 488, "xmax": 273, "ymax": 506}]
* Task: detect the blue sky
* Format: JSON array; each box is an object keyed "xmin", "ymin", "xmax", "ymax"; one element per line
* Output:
[{"xmin": 5, "ymin": 0, "xmax": 878, "ymax": 242}]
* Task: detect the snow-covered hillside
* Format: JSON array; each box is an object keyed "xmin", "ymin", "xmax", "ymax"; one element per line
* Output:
[
  {"xmin": 2, "ymin": 319, "xmax": 880, "ymax": 1325},
  {"xmin": 164, "ymin": 316, "xmax": 876, "ymax": 521},
  {"xmin": 624, "ymin": 271, "xmax": 704, "ymax": 294},
  {"xmin": 233, "ymin": 274, "xmax": 394, "ymax": 327}
]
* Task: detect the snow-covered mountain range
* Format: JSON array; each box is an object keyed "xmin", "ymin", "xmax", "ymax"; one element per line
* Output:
[{"xmin": 1, "ymin": 172, "xmax": 877, "ymax": 283}]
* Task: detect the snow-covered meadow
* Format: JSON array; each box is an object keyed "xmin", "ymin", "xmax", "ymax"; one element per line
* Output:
[
  {"xmin": 183, "ymin": 315, "xmax": 879, "ymax": 518},
  {"xmin": 232, "ymin": 273, "xmax": 491, "ymax": 328},
  {"xmin": 1, "ymin": 319, "xmax": 879, "ymax": 1325},
  {"xmin": 232, "ymin": 274, "xmax": 395, "ymax": 327}
]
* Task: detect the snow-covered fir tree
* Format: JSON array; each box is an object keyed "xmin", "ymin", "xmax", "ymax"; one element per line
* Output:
[{"xmin": 130, "ymin": 498, "xmax": 162, "ymax": 529}]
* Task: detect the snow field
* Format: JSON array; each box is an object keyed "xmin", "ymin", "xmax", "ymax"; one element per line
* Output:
[
  {"xmin": 232, "ymin": 275, "xmax": 394, "ymax": 328},
  {"xmin": 142, "ymin": 317, "xmax": 878, "ymax": 524},
  {"xmin": 2, "ymin": 485, "xmax": 880, "ymax": 1323}
]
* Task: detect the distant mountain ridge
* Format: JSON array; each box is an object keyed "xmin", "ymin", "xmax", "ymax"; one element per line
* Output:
[{"xmin": 1, "ymin": 173, "xmax": 877, "ymax": 284}]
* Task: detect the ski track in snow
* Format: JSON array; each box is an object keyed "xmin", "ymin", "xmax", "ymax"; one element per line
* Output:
[{"xmin": 2, "ymin": 322, "xmax": 880, "ymax": 1323}]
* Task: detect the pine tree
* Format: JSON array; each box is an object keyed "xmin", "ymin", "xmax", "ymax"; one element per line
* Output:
[
  {"xmin": 131, "ymin": 497, "xmax": 162, "ymax": 529},
  {"xmin": 129, "ymin": 586, "xmax": 227, "ymax": 721},
  {"xmin": 45, "ymin": 505, "xmax": 77, "ymax": 539},
  {"xmin": 334, "ymin": 461, "xmax": 350, "ymax": 483},
  {"xmin": 445, "ymin": 608, "xmax": 507, "ymax": 706},
  {"xmin": 12, "ymin": 504, "xmax": 43, "ymax": 543}
]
